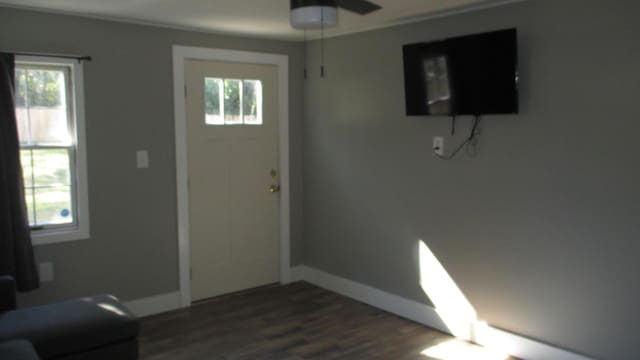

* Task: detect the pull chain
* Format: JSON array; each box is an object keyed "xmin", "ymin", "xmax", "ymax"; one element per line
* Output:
[
  {"xmin": 321, "ymin": 7, "xmax": 325, "ymax": 78},
  {"xmin": 303, "ymin": 29, "xmax": 308, "ymax": 79}
]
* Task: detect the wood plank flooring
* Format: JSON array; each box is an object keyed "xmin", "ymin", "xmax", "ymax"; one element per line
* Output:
[{"xmin": 139, "ymin": 282, "xmax": 514, "ymax": 360}]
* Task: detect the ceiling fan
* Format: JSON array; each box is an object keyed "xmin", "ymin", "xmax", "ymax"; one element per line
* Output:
[{"xmin": 290, "ymin": 0, "xmax": 382, "ymax": 29}]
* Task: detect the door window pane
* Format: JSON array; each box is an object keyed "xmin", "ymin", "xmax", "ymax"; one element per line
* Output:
[
  {"xmin": 242, "ymin": 80, "xmax": 262, "ymax": 125},
  {"xmin": 224, "ymin": 79, "xmax": 242, "ymax": 125},
  {"xmin": 204, "ymin": 78, "xmax": 263, "ymax": 126},
  {"xmin": 204, "ymin": 78, "xmax": 223, "ymax": 125}
]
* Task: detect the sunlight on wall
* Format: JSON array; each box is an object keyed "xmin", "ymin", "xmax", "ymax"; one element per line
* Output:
[
  {"xmin": 418, "ymin": 240, "xmax": 515, "ymax": 358},
  {"xmin": 421, "ymin": 339, "xmax": 509, "ymax": 360},
  {"xmin": 419, "ymin": 240, "xmax": 477, "ymax": 340}
]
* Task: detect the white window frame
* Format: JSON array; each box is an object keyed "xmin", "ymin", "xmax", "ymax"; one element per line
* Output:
[{"xmin": 16, "ymin": 56, "xmax": 90, "ymax": 246}]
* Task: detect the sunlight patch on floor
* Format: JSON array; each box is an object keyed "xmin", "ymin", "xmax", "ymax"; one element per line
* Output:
[{"xmin": 421, "ymin": 339, "xmax": 509, "ymax": 360}]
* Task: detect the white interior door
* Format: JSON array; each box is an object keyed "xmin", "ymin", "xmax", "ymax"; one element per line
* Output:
[{"xmin": 185, "ymin": 59, "xmax": 280, "ymax": 302}]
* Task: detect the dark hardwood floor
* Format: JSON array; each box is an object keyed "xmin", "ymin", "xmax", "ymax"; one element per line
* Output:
[{"xmin": 139, "ymin": 282, "xmax": 513, "ymax": 360}]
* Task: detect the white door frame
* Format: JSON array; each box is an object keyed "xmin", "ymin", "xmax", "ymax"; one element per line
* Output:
[{"xmin": 172, "ymin": 45, "xmax": 291, "ymax": 307}]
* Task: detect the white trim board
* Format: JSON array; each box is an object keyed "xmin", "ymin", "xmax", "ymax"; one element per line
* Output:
[
  {"xmin": 124, "ymin": 291, "xmax": 181, "ymax": 318},
  {"xmin": 294, "ymin": 265, "xmax": 595, "ymax": 360},
  {"xmin": 172, "ymin": 45, "xmax": 291, "ymax": 308}
]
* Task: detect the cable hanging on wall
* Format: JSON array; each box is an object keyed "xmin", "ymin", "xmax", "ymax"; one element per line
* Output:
[{"xmin": 434, "ymin": 115, "xmax": 482, "ymax": 160}]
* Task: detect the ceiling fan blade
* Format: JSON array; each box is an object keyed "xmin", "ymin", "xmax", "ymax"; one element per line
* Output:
[
  {"xmin": 291, "ymin": 0, "xmax": 337, "ymax": 9},
  {"xmin": 335, "ymin": 0, "xmax": 381, "ymax": 15}
]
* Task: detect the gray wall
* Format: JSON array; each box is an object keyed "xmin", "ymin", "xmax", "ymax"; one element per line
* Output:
[
  {"xmin": 303, "ymin": 1, "xmax": 640, "ymax": 359},
  {"xmin": 0, "ymin": 7, "xmax": 305, "ymax": 306}
]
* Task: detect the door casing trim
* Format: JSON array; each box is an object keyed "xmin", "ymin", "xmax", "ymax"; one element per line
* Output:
[{"xmin": 172, "ymin": 45, "xmax": 291, "ymax": 307}]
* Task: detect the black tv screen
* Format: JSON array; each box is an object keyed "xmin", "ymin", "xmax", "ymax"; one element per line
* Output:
[{"xmin": 403, "ymin": 28, "xmax": 518, "ymax": 116}]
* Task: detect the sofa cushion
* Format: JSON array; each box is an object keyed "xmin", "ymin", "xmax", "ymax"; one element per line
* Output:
[
  {"xmin": 0, "ymin": 340, "xmax": 40, "ymax": 360},
  {"xmin": 0, "ymin": 295, "xmax": 139, "ymax": 358}
]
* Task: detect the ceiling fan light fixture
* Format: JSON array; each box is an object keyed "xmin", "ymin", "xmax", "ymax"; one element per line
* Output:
[{"xmin": 290, "ymin": 5, "xmax": 338, "ymax": 29}]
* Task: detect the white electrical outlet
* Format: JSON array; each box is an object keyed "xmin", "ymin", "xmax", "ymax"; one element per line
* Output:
[
  {"xmin": 433, "ymin": 136, "xmax": 444, "ymax": 156},
  {"xmin": 39, "ymin": 262, "xmax": 54, "ymax": 282}
]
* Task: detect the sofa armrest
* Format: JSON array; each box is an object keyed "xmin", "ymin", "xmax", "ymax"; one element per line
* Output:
[
  {"xmin": 0, "ymin": 340, "xmax": 40, "ymax": 360},
  {"xmin": 0, "ymin": 276, "xmax": 17, "ymax": 312}
]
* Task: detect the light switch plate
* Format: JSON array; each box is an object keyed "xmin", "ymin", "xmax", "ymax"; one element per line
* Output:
[
  {"xmin": 136, "ymin": 150, "xmax": 149, "ymax": 169},
  {"xmin": 39, "ymin": 262, "xmax": 54, "ymax": 282}
]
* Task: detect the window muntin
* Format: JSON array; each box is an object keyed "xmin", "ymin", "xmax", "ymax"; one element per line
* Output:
[
  {"xmin": 15, "ymin": 57, "xmax": 89, "ymax": 244},
  {"xmin": 204, "ymin": 78, "xmax": 262, "ymax": 125}
]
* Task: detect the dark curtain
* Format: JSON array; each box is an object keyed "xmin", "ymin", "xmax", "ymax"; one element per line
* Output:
[{"xmin": 0, "ymin": 52, "xmax": 39, "ymax": 292}]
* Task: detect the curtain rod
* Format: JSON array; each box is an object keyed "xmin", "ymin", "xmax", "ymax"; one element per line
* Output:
[{"xmin": 3, "ymin": 51, "xmax": 92, "ymax": 62}]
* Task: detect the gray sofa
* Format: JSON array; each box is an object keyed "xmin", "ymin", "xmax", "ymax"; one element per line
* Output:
[
  {"xmin": 0, "ymin": 276, "xmax": 139, "ymax": 360},
  {"xmin": 0, "ymin": 340, "xmax": 40, "ymax": 360}
]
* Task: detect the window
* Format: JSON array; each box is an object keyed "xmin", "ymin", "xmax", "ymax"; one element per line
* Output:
[
  {"xmin": 204, "ymin": 78, "xmax": 262, "ymax": 125},
  {"xmin": 15, "ymin": 56, "xmax": 89, "ymax": 245}
]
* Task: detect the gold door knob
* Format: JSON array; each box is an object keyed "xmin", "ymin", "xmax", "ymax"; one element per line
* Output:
[{"xmin": 269, "ymin": 184, "xmax": 281, "ymax": 193}]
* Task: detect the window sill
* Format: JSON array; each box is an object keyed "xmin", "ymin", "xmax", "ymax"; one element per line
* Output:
[{"xmin": 31, "ymin": 226, "xmax": 89, "ymax": 246}]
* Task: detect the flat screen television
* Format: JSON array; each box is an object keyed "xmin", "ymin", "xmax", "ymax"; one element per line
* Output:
[{"xmin": 403, "ymin": 28, "xmax": 519, "ymax": 116}]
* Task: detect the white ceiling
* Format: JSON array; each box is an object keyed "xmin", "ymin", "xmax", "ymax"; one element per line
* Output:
[{"xmin": 0, "ymin": 0, "xmax": 520, "ymax": 41}]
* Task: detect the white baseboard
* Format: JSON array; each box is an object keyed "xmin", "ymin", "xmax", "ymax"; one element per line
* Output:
[
  {"xmin": 300, "ymin": 265, "xmax": 450, "ymax": 333},
  {"xmin": 288, "ymin": 265, "xmax": 306, "ymax": 282},
  {"xmin": 122, "ymin": 268, "xmax": 593, "ymax": 359},
  {"xmin": 298, "ymin": 265, "xmax": 594, "ymax": 360},
  {"xmin": 124, "ymin": 291, "xmax": 182, "ymax": 318}
]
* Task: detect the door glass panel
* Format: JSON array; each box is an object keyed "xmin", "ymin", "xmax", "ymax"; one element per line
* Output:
[
  {"xmin": 224, "ymin": 79, "xmax": 242, "ymax": 125},
  {"xmin": 243, "ymin": 80, "xmax": 262, "ymax": 125},
  {"xmin": 204, "ymin": 78, "xmax": 263, "ymax": 126},
  {"xmin": 204, "ymin": 78, "xmax": 223, "ymax": 125}
]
